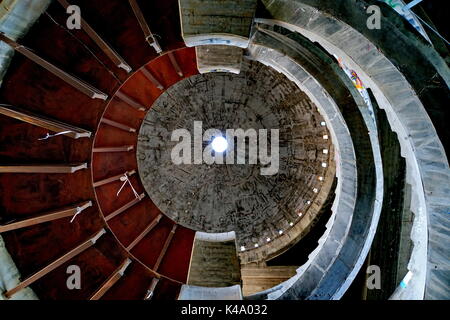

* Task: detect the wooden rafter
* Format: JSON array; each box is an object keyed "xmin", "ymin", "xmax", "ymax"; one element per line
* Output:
[
  {"xmin": 115, "ymin": 91, "xmax": 147, "ymax": 111},
  {"xmin": 141, "ymin": 67, "xmax": 164, "ymax": 90},
  {"xmin": 3, "ymin": 229, "xmax": 106, "ymax": 298},
  {"xmin": 93, "ymin": 170, "xmax": 136, "ymax": 188},
  {"xmin": 56, "ymin": 0, "xmax": 132, "ymax": 72},
  {"xmin": 143, "ymin": 277, "xmax": 160, "ymax": 300},
  {"xmin": 89, "ymin": 258, "xmax": 132, "ymax": 300},
  {"xmin": 167, "ymin": 52, "xmax": 183, "ymax": 77},
  {"xmin": 127, "ymin": 214, "xmax": 163, "ymax": 250},
  {"xmin": 0, "ymin": 105, "xmax": 91, "ymax": 139},
  {"xmin": 100, "ymin": 118, "xmax": 136, "ymax": 133},
  {"xmin": 153, "ymin": 225, "xmax": 177, "ymax": 271},
  {"xmin": 105, "ymin": 194, "xmax": 146, "ymax": 221},
  {"xmin": 0, "ymin": 201, "xmax": 92, "ymax": 233},
  {"xmin": 128, "ymin": 0, "xmax": 162, "ymax": 53},
  {"xmin": 93, "ymin": 146, "xmax": 134, "ymax": 153},
  {"xmin": 0, "ymin": 33, "xmax": 108, "ymax": 100},
  {"xmin": 0, "ymin": 163, "xmax": 88, "ymax": 174}
]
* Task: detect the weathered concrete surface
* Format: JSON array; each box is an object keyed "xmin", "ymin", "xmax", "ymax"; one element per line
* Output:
[
  {"xmin": 187, "ymin": 235, "xmax": 241, "ymax": 288},
  {"xmin": 137, "ymin": 59, "xmax": 334, "ymax": 262},
  {"xmin": 258, "ymin": 0, "xmax": 450, "ymax": 300},
  {"xmin": 196, "ymin": 45, "xmax": 243, "ymax": 74},
  {"xmin": 247, "ymin": 27, "xmax": 379, "ymax": 300},
  {"xmin": 179, "ymin": 284, "xmax": 243, "ymax": 300},
  {"xmin": 179, "ymin": 0, "xmax": 258, "ymax": 47}
]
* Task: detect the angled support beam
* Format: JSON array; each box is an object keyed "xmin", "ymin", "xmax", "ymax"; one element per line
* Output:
[
  {"xmin": 105, "ymin": 193, "xmax": 146, "ymax": 221},
  {"xmin": 0, "ymin": 163, "xmax": 87, "ymax": 173},
  {"xmin": 167, "ymin": 52, "xmax": 183, "ymax": 77},
  {"xmin": 0, "ymin": 105, "xmax": 91, "ymax": 139},
  {"xmin": 127, "ymin": 214, "xmax": 163, "ymax": 250},
  {"xmin": 141, "ymin": 67, "xmax": 164, "ymax": 90},
  {"xmin": 93, "ymin": 145, "xmax": 134, "ymax": 153},
  {"xmin": 90, "ymin": 258, "xmax": 132, "ymax": 300},
  {"xmin": 101, "ymin": 118, "xmax": 136, "ymax": 133},
  {"xmin": 128, "ymin": 0, "xmax": 162, "ymax": 53},
  {"xmin": 144, "ymin": 277, "xmax": 160, "ymax": 300},
  {"xmin": 56, "ymin": 0, "xmax": 132, "ymax": 73},
  {"xmin": 3, "ymin": 229, "xmax": 106, "ymax": 298},
  {"xmin": 0, "ymin": 33, "xmax": 108, "ymax": 100},
  {"xmin": 0, "ymin": 201, "xmax": 92, "ymax": 233},
  {"xmin": 93, "ymin": 170, "xmax": 136, "ymax": 188},
  {"xmin": 153, "ymin": 225, "xmax": 177, "ymax": 271},
  {"xmin": 115, "ymin": 91, "xmax": 147, "ymax": 111}
]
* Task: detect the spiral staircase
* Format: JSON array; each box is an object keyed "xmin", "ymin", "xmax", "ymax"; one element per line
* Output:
[{"xmin": 0, "ymin": 0, "xmax": 448, "ymax": 300}]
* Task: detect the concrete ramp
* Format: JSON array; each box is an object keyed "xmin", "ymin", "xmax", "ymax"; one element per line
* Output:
[
  {"xmin": 178, "ymin": 284, "xmax": 243, "ymax": 300},
  {"xmin": 187, "ymin": 232, "xmax": 242, "ymax": 288},
  {"xmin": 196, "ymin": 45, "xmax": 243, "ymax": 74}
]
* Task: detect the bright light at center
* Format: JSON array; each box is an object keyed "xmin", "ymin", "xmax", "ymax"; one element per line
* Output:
[{"xmin": 211, "ymin": 136, "xmax": 228, "ymax": 153}]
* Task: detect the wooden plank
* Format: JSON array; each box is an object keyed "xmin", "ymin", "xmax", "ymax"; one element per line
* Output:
[
  {"xmin": 89, "ymin": 259, "xmax": 132, "ymax": 300},
  {"xmin": 115, "ymin": 91, "xmax": 147, "ymax": 111},
  {"xmin": 0, "ymin": 33, "xmax": 108, "ymax": 100},
  {"xmin": 56, "ymin": 0, "xmax": 132, "ymax": 72},
  {"xmin": 128, "ymin": 0, "xmax": 162, "ymax": 53},
  {"xmin": 0, "ymin": 105, "xmax": 91, "ymax": 139},
  {"xmin": 0, "ymin": 163, "xmax": 87, "ymax": 173},
  {"xmin": 93, "ymin": 170, "xmax": 136, "ymax": 188},
  {"xmin": 101, "ymin": 118, "xmax": 136, "ymax": 133},
  {"xmin": 143, "ymin": 277, "xmax": 160, "ymax": 300},
  {"xmin": 93, "ymin": 146, "xmax": 134, "ymax": 153},
  {"xmin": 4, "ymin": 229, "xmax": 106, "ymax": 298},
  {"xmin": 153, "ymin": 225, "xmax": 177, "ymax": 271},
  {"xmin": 141, "ymin": 67, "xmax": 164, "ymax": 90},
  {"xmin": 105, "ymin": 194, "xmax": 146, "ymax": 222},
  {"xmin": 168, "ymin": 52, "xmax": 183, "ymax": 77},
  {"xmin": 127, "ymin": 214, "xmax": 163, "ymax": 250},
  {"xmin": 0, "ymin": 201, "xmax": 92, "ymax": 233}
]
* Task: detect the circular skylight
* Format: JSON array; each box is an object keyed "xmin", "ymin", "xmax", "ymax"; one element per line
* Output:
[{"xmin": 211, "ymin": 136, "xmax": 228, "ymax": 153}]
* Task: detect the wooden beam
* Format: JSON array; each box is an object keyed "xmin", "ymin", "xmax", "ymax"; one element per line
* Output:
[
  {"xmin": 93, "ymin": 170, "xmax": 136, "ymax": 188},
  {"xmin": 153, "ymin": 225, "xmax": 177, "ymax": 271},
  {"xmin": 89, "ymin": 258, "xmax": 132, "ymax": 300},
  {"xmin": 167, "ymin": 52, "xmax": 183, "ymax": 77},
  {"xmin": 115, "ymin": 91, "xmax": 146, "ymax": 111},
  {"xmin": 101, "ymin": 118, "xmax": 136, "ymax": 133},
  {"xmin": 0, "ymin": 33, "xmax": 108, "ymax": 100},
  {"xmin": 144, "ymin": 278, "xmax": 160, "ymax": 300},
  {"xmin": 128, "ymin": 0, "xmax": 162, "ymax": 53},
  {"xmin": 0, "ymin": 201, "xmax": 92, "ymax": 233},
  {"xmin": 93, "ymin": 146, "xmax": 134, "ymax": 153},
  {"xmin": 0, "ymin": 105, "xmax": 91, "ymax": 139},
  {"xmin": 3, "ymin": 229, "xmax": 106, "ymax": 298},
  {"xmin": 0, "ymin": 163, "xmax": 87, "ymax": 173},
  {"xmin": 105, "ymin": 193, "xmax": 146, "ymax": 221},
  {"xmin": 127, "ymin": 214, "xmax": 163, "ymax": 250},
  {"xmin": 141, "ymin": 67, "xmax": 164, "ymax": 90},
  {"xmin": 56, "ymin": 0, "xmax": 132, "ymax": 73}
]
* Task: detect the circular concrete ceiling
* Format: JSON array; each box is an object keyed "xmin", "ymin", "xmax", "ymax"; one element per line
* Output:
[{"xmin": 137, "ymin": 60, "xmax": 334, "ymax": 249}]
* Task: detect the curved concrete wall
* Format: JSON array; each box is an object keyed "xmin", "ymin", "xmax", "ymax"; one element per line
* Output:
[
  {"xmin": 247, "ymin": 27, "xmax": 380, "ymax": 300},
  {"xmin": 259, "ymin": 0, "xmax": 449, "ymax": 299},
  {"xmin": 246, "ymin": 43, "xmax": 358, "ymax": 294}
]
